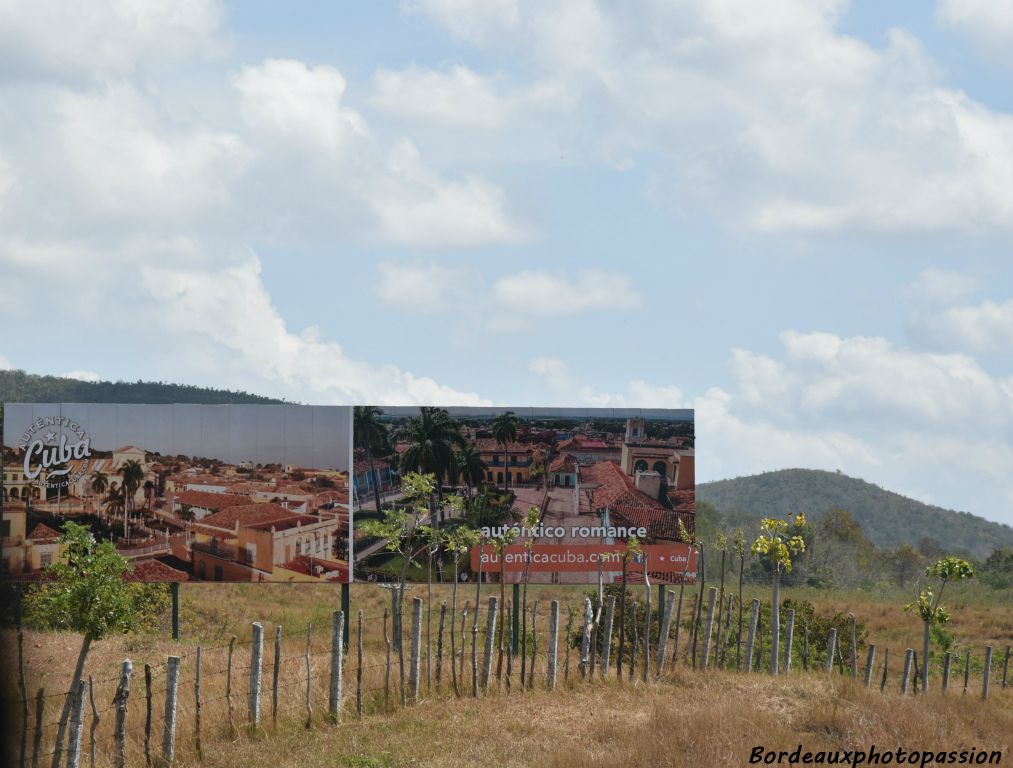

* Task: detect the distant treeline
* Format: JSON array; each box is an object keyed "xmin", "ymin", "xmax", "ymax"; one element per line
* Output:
[
  {"xmin": 698, "ymin": 501, "xmax": 1013, "ymax": 592},
  {"xmin": 698, "ymin": 468, "xmax": 1013, "ymax": 561},
  {"xmin": 0, "ymin": 369, "xmax": 286, "ymax": 405}
]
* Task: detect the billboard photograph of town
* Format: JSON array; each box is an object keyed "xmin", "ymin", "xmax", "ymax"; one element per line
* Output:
[
  {"xmin": 1, "ymin": 403, "xmax": 351, "ymax": 584},
  {"xmin": 353, "ymin": 406, "xmax": 696, "ymax": 585}
]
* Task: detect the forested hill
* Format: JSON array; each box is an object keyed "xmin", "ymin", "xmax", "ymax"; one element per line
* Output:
[
  {"xmin": 0, "ymin": 370, "xmax": 285, "ymax": 405},
  {"xmin": 698, "ymin": 468, "xmax": 1013, "ymax": 559}
]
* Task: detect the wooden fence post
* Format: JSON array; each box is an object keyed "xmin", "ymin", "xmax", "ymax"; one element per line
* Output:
[
  {"xmin": 410, "ymin": 598, "xmax": 423, "ymax": 702},
  {"xmin": 901, "ymin": 649, "xmax": 913, "ymax": 695},
  {"xmin": 66, "ymin": 681, "xmax": 86, "ymax": 768},
  {"xmin": 701, "ymin": 586, "xmax": 718, "ymax": 671},
  {"xmin": 564, "ymin": 608, "xmax": 575, "ymax": 684},
  {"xmin": 162, "ymin": 656, "xmax": 180, "ymax": 767},
  {"xmin": 272, "ymin": 626, "xmax": 282, "ymax": 726},
  {"xmin": 530, "ymin": 600, "xmax": 539, "ymax": 691},
  {"xmin": 357, "ymin": 610, "xmax": 364, "ymax": 715},
  {"xmin": 864, "ymin": 645, "xmax": 876, "ymax": 688},
  {"xmin": 481, "ymin": 597, "xmax": 498, "ymax": 692},
  {"xmin": 250, "ymin": 622, "xmax": 264, "ymax": 729},
  {"xmin": 1002, "ymin": 646, "xmax": 1010, "ymax": 689},
  {"xmin": 912, "ymin": 652, "xmax": 920, "ymax": 695},
  {"xmin": 32, "ymin": 687, "xmax": 44, "ymax": 768},
  {"xmin": 88, "ymin": 677, "xmax": 99, "ymax": 768},
  {"xmin": 194, "ymin": 647, "xmax": 202, "ymax": 760},
  {"xmin": 802, "ymin": 620, "xmax": 810, "ymax": 671},
  {"xmin": 471, "ymin": 600, "xmax": 479, "ymax": 698},
  {"xmin": 642, "ymin": 567, "xmax": 652, "ymax": 682},
  {"xmin": 825, "ymin": 630, "xmax": 838, "ymax": 674},
  {"xmin": 329, "ymin": 610, "xmax": 344, "ymax": 722},
  {"xmin": 744, "ymin": 599, "xmax": 760, "ymax": 673},
  {"xmin": 383, "ymin": 608, "xmax": 391, "ymax": 709},
  {"xmin": 305, "ymin": 622, "xmax": 313, "ymax": 728},
  {"xmin": 144, "ymin": 664, "xmax": 152, "ymax": 768},
  {"xmin": 943, "ymin": 652, "xmax": 952, "ymax": 692},
  {"xmin": 548, "ymin": 600, "xmax": 560, "ymax": 690},
  {"xmin": 720, "ymin": 593, "xmax": 734, "ymax": 667},
  {"xmin": 982, "ymin": 646, "xmax": 992, "ymax": 701},
  {"xmin": 436, "ymin": 602, "xmax": 447, "ymax": 689},
  {"xmin": 880, "ymin": 648, "xmax": 889, "ymax": 692},
  {"xmin": 783, "ymin": 609, "xmax": 795, "ymax": 674},
  {"xmin": 849, "ymin": 613, "xmax": 858, "ymax": 678},
  {"xmin": 657, "ymin": 590, "xmax": 676, "ymax": 677},
  {"xmin": 579, "ymin": 597, "xmax": 593, "ymax": 679},
  {"xmin": 601, "ymin": 595, "xmax": 616, "ymax": 677},
  {"xmin": 630, "ymin": 603, "xmax": 639, "ymax": 681},
  {"xmin": 963, "ymin": 650, "xmax": 970, "ymax": 695},
  {"xmin": 226, "ymin": 636, "xmax": 235, "ymax": 736}
]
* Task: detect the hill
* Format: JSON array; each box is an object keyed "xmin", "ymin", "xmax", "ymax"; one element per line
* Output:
[
  {"xmin": 698, "ymin": 468, "xmax": 1013, "ymax": 559},
  {"xmin": 0, "ymin": 369, "xmax": 285, "ymax": 404}
]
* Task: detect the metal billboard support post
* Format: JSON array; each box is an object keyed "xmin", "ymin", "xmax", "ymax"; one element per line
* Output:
[{"xmin": 342, "ymin": 582, "xmax": 351, "ymax": 651}]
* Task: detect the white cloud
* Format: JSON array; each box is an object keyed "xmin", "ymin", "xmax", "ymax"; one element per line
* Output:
[
  {"xmin": 140, "ymin": 256, "xmax": 490, "ymax": 405},
  {"xmin": 911, "ymin": 299, "xmax": 1013, "ymax": 355},
  {"xmin": 906, "ymin": 267, "xmax": 980, "ymax": 306},
  {"xmin": 528, "ymin": 357, "xmax": 573, "ymax": 394},
  {"xmin": 0, "ymin": 0, "xmax": 225, "ymax": 83},
  {"xmin": 61, "ymin": 370, "xmax": 101, "ymax": 382},
  {"xmin": 0, "ymin": 352, "xmax": 13, "ymax": 369},
  {"xmin": 402, "ymin": 0, "xmax": 519, "ymax": 44},
  {"xmin": 937, "ymin": 0, "xmax": 1013, "ymax": 64},
  {"xmin": 234, "ymin": 59, "xmax": 368, "ymax": 151},
  {"xmin": 406, "ymin": 0, "xmax": 1013, "ymax": 235},
  {"xmin": 375, "ymin": 262, "xmax": 472, "ymax": 312},
  {"xmin": 491, "ymin": 269, "xmax": 643, "ymax": 317}
]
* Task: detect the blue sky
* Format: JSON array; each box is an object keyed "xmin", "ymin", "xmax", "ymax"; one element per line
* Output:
[{"xmin": 1, "ymin": 1, "xmax": 1011, "ymax": 524}]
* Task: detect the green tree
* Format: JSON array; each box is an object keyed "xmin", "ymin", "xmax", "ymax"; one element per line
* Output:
[
  {"xmin": 489, "ymin": 526, "xmax": 520, "ymax": 683},
  {"xmin": 25, "ymin": 522, "xmax": 168, "ymax": 768},
  {"xmin": 906, "ymin": 555, "xmax": 974, "ymax": 692},
  {"xmin": 118, "ymin": 459, "xmax": 145, "ymax": 544},
  {"xmin": 399, "ymin": 408, "xmax": 464, "ymax": 525},
  {"xmin": 355, "ymin": 405, "xmax": 390, "ymax": 515},
  {"xmin": 455, "ymin": 442, "xmax": 488, "ymax": 499},
  {"xmin": 491, "ymin": 411, "xmax": 520, "ymax": 492},
  {"xmin": 518, "ymin": 504, "xmax": 541, "ymax": 686},
  {"xmin": 89, "ymin": 470, "xmax": 108, "ymax": 497},
  {"xmin": 751, "ymin": 512, "xmax": 807, "ymax": 675}
]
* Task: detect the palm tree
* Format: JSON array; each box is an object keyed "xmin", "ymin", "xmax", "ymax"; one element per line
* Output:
[
  {"xmin": 455, "ymin": 443, "xmax": 487, "ymax": 499},
  {"xmin": 355, "ymin": 406, "xmax": 389, "ymax": 515},
  {"xmin": 491, "ymin": 411, "xmax": 520, "ymax": 493},
  {"xmin": 399, "ymin": 407, "xmax": 464, "ymax": 525},
  {"xmin": 118, "ymin": 459, "xmax": 145, "ymax": 545},
  {"xmin": 90, "ymin": 471, "xmax": 108, "ymax": 516},
  {"xmin": 103, "ymin": 488, "xmax": 125, "ymax": 537}
]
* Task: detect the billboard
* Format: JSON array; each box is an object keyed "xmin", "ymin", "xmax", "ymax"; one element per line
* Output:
[
  {"xmin": 1, "ymin": 403, "xmax": 351, "ymax": 583},
  {"xmin": 353, "ymin": 406, "xmax": 696, "ymax": 585}
]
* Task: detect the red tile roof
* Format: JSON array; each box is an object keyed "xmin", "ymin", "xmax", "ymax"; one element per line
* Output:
[
  {"xmin": 610, "ymin": 504, "xmax": 690, "ymax": 542},
  {"xmin": 549, "ymin": 454, "xmax": 578, "ymax": 473},
  {"xmin": 579, "ymin": 461, "xmax": 665, "ymax": 514},
  {"xmin": 195, "ymin": 503, "xmax": 296, "ymax": 534},
  {"xmin": 473, "ymin": 438, "xmax": 533, "ymax": 455},
  {"xmin": 125, "ymin": 560, "xmax": 189, "ymax": 583},
  {"xmin": 242, "ymin": 514, "xmax": 320, "ymax": 532},
  {"xmin": 177, "ymin": 490, "xmax": 248, "ymax": 510},
  {"xmin": 558, "ymin": 435, "xmax": 617, "ymax": 452},
  {"xmin": 27, "ymin": 523, "xmax": 62, "ymax": 541}
]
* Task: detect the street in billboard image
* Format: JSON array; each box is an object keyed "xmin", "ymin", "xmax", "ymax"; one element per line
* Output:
[
  {"xmin": 353, "ymin": 406, "xmax": 695, "ymax": 585},
  {"xmin": 1, "ymin": 403, "xmax": 352, "ymax": 583}
]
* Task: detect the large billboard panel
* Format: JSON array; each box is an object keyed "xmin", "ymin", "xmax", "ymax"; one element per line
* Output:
[
  {"xmin": 1, "ymin": 403, "xmax": 351, "ymax": 583},
  {"xmin": 353, "ymin": 405, "xmax": 695, "ymax": 585}
]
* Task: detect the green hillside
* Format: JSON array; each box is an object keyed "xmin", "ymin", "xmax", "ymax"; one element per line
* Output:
[
  {"xmin": 698, "ymin": 468, "xmax": 1013, "ymax": 559},
  {"xmin": 0, "ymin": 369, "xmax": 285, "ymax": 405}
]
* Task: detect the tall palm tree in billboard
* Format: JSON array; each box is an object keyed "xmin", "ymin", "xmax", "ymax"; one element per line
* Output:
[
  {"xmin": 355, "ymin": 405, "xmax": 388, "ymax": 514},
  {"xmin": 491, "ymin": 411, "xmax": 519, "ymax": 493}
]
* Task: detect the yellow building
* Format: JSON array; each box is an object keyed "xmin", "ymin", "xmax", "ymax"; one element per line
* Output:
[{"xmin": 3, "ymin": 464, "xmax": 46, "ymax": 502}]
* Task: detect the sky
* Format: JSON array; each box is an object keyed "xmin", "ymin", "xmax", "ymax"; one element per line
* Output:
[{"xmin": 0, "ymin": 1, "xmax": 1011, "ymax": 525}]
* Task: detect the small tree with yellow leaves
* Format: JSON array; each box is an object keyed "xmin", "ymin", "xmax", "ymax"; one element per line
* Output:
[
  {"xmin": 751, "ymin": 512, "xmax": 806, "ymax": 675},
  {"xmin": 906, "ymin": 555, "xmax": 974, "ymax": 692}
]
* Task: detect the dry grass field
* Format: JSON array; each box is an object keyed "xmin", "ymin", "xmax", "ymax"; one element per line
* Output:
[{"xmin": 3, "ymin": 582, "xmax": 1011, "ymax": 767}]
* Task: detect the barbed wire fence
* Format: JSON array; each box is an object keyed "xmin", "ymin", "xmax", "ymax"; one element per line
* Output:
[{"xmin": 5, "ymin": 587, "xmax": 1011, "ymax": 767}]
